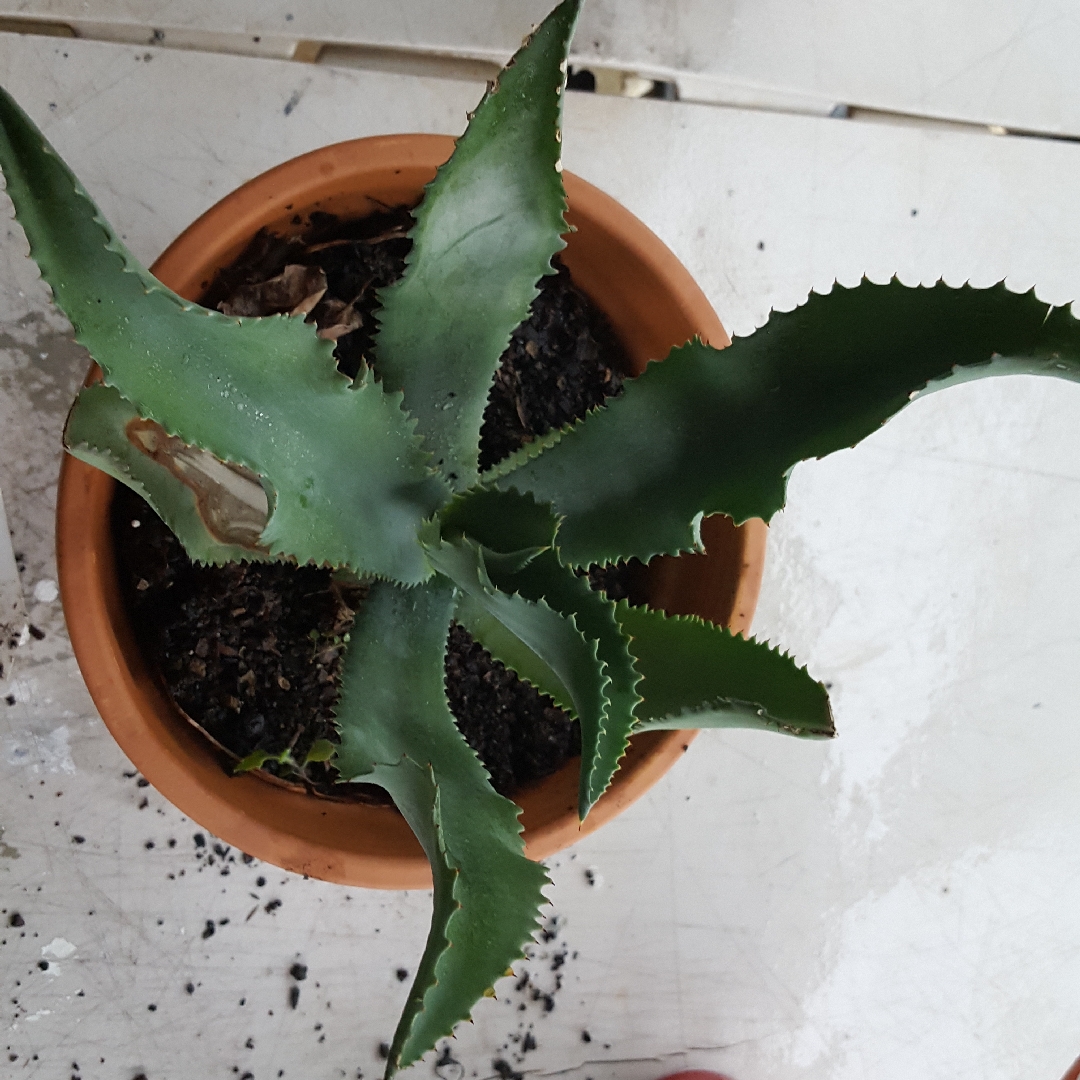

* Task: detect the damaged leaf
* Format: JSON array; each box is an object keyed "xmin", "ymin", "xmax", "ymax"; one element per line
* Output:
[
  {"xmin": 0, "ymin": 83, "xmax": 450, "ymax": 583},
  {"xmin": 125, "ymin": 415, "xmax": 269, "ymax": 548},
  {"xmin": 65, "ymin": 383, "xmax": 271, "ymax": 565}
]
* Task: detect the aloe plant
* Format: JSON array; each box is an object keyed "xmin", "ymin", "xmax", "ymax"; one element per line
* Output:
[{"xmin": 3, "ymin": 0, "xmax": 1080, "ymax": 1072}]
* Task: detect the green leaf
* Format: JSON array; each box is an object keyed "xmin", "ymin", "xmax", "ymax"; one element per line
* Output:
[
  {"xmin": 493, "ymin": 279, "xmax": 1080, "ymax": 566},
  {"xmin": 439, "ymin": 486, "xmax": 559, "ymax": 576},
  {"xmin": 0, "ymin": 84, "xmax": 448, "ymax": 584},
  {"xmin": 65, "ymin": 383, "xmax": 274, "ymax": 566},
  {"xmin": 617, "ymin": 603, "xmax": 834, "ymax": 738},
  {"xmin": 332, "ymin": 580, "xmax": 547, "ymax": 1077},
  {"xmin": 302, "ymin": 738, "xmax": 336, "ymax": 764},
  {"xmin": 424, "ymin": 537, "xmax": 608, "ymax": 747},
  {"xmin": 437, "ymin": 489, "xmax": 635, "ymax": 814},
  {"xmin": 488, "ymin": 551, "xmax": 641, "ymax": 817},
  {"xmin": 373, "ymin": 0, "xmax": 580, "ymax": 490},
  {"xmin": 234, "ymin": 748, "xmax": 294, "ymax": 773},
  {"xmin": 439, "ymin": 486, "xmax": 558, "ymax": 554}
]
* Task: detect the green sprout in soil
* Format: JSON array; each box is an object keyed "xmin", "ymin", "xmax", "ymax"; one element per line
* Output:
[{"xmin": 3, "ymin": 0, "xmax": 1080, "ymax": 1073}]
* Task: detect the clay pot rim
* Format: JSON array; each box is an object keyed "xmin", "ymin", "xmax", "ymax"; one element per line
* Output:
[{"xmin": 56, "ymin": 134, "xmax": 766, "ymax": 889}]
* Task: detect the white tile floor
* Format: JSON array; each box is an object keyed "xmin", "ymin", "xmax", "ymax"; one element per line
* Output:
[
  {"xmin": 6, "ymin": 0, "xmax": 1080, "ymax": 131},
  {"xmin": 1, "ymin": 19, "xmax": 1079, "ymax": 1080}
]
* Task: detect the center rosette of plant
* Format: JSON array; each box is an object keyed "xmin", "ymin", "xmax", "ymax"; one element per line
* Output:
[{"xmin": 5, "ymin": 0, "xmax": 1080, "ymax": 1073}]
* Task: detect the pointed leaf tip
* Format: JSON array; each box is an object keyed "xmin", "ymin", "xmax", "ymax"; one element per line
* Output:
[
  {"xmin": 334, "ymin": 581, "xmax": 546, "ymax": 1076},
  {"xmin": 618, "ymin": 603, "xmax": 834, "ymax": 739},
  {"xmin": 2, "ymin": 83, "xmax": 450, "ymax": 583},
  {"xmin": 483, "ymin": 550, "xmax": 642, "ymax": 819},
  {"xmin": 373, "ymin": 0, "xmax": 581, "ymax": 491},
  {"xmin": 495, "ymin": 279, "xmax": 1080, "ymax": 566}
]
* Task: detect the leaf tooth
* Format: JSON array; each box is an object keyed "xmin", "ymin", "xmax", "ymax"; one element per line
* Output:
[
  {"xmin": 488, "ymin": 386, "xmax": 641, "ymax": 487},
  {"xmin": 488, "ymin": 585, "xmax": 610, "ymax": 722},
  {"xmin": 371, "ymin": 374, "xmax": 448, "ymax": 473},
  {"xmin": 583, "ymin": 653, "xmax": 613, "ymax": 785},
  {"xmin": 484, "ymin": 425, "xmax": 568, "ymax": 482},
  {"xmin": 375, "ymin": 571, "xmax": 432, "ymax": 591},
  {"xmin": 737, "ymin": 275, "xmax": 1078, "ymax": 351},
  {"xmin": 433, "ymin": 700, "xmax": 510, "ymax": 807},
  {"xmin": 647, "ymin": 697, "xmax": 836, "ymax": 738},
  {"xmin": 616, "ymin": 600, "xmax": 827, "ymax": 692},
  {"xmin": 190, "ymin": 551, "xmax": 279, "ymax": 569},
  {"xmin": 96, "ymin": 362, "xmax": 265, "ymax": 483}
]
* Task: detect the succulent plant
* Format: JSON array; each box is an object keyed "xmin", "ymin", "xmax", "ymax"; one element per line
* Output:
[{"xmin": 3, "ymin": 0, "xmax": 1080, "ymax": 1073}]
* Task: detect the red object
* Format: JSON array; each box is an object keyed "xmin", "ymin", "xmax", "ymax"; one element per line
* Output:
[{"xmin": 657, "ymin": 1072, "xmax": 736, "ymax": 1080}]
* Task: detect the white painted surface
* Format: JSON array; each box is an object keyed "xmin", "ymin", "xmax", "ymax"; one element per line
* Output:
[
  {"xmin": 0, "ymin": 28, "xmax": 1078, "ymax": 1080},
  {"xmin": 0, "ymin": 490, "xmax": 25, "ymax": 639},
  {"xmin": 4, "ymin": 1, "xmax": 1080, "ymax": 131},
  {"xmin": 0, "ymin": 484, "xmax": 27, "ymax": 685}
]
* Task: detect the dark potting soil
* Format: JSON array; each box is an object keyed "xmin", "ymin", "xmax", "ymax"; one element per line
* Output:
[{"xmin": 113, "ymin": 206, "xmax": 646, "ymax": 798}]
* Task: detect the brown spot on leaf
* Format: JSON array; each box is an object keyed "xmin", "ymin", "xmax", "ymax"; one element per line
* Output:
[{"xmin": 125, "ymin": 418, "xmax": 268, "ymax": 547}]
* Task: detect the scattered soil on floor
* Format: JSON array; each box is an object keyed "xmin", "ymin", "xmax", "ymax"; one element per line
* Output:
[{"xmin": 114, "ymin": 205, "xmax": 646, "ymax": 798}]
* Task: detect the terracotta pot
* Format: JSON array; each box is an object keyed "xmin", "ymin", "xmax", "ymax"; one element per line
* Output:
[{"xmin": 56, "ymin": 135, "xmax": 767, "ymax": 889}]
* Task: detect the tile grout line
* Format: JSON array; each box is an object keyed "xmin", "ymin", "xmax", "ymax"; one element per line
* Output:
[{"xmin": 3, "ymin": 16, "xmax": 1080, "ymax": 144}]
